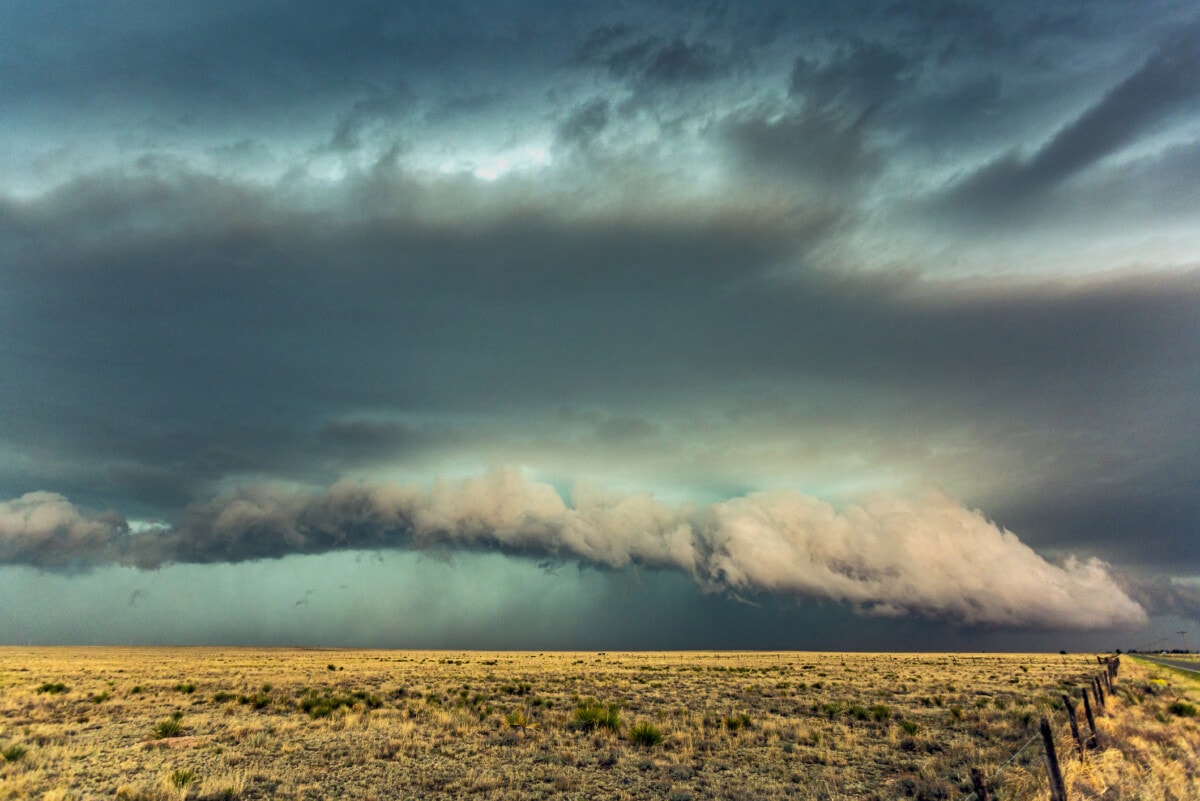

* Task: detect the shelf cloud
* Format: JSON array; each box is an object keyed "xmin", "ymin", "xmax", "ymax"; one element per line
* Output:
[
  {"xmin": 2, "ymin": 0, "xmax": 1197, "ymax": 646},
  {"xmin": 0, "ymin": 471, "xmax": 1146, "ymax": 629}
]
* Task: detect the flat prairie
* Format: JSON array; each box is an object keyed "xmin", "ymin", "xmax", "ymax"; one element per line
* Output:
[{"xmin": 0, "ymin": 648, "xmax": 1173, "ymax": 800}]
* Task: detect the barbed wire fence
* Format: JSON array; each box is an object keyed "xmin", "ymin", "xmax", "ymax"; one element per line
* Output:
[{"xmin": 933, "ymin": 655, "xmax": 1121, "ymax": 801}]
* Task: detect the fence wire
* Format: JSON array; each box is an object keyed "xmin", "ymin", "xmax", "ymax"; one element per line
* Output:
[
  {"xmin": 953, "ymin": 729, "xmax": 1043, "ymax": 801},
  {"xmin": 949, "ymin": 659, "xmax": 1116, "ymax": 801}
]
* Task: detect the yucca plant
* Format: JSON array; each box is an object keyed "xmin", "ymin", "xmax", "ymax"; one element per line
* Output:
[
  {"xmin": 629, "ymin": 722, "xmax": 664, "ymax": 747},
  {"xmin": 169, "ymin": 769, "xmax": 197, "ymax": 789},
  {"xmin": 503, "ymin": 709, "xmax": 539, "ymax": 732}
]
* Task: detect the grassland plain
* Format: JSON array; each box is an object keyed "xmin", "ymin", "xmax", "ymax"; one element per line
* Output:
[
  {"xmin": 1073, "ymin": 654, "xmax": 1200, "ymax": 800},
  {"xmin": 0, "ymin": 648, "xmax": 1195, "ymax": 801}
]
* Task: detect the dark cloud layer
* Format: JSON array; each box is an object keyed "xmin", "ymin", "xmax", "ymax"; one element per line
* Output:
[
  {"xmin": 2, "ymin": 0, "xmax": 1199, "ymax": 646},
  {"xmin": 940, "ymin": 20, "xmax": 1200, "ymax": 220},
  {"xmin": 1, "ymin": 163, "xmax": 1197, "ymax": 574}
]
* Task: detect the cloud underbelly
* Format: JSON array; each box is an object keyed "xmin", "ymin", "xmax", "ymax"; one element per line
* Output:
[{"xmin": 0, "ymin": 469, "xmax": 1146, "ymax": 629}]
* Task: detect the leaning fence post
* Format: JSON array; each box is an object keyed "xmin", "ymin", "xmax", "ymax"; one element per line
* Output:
[
  {"xmin": 1093, "ymin": 677, "xmax": 1105, "ymax": 708},
  {"xmin": 1040, "ymin": 717, "xmax": 1068, "ymax": 801},
  {"xmin": 1061, "ymin": 694, "xmax": 1085, "ymax": 756},
  {"xmin": 970, "ymin": 767, "xmax": 991, "ymax": 801},
  {"xmin": 1080, "ymin": 688, "xmax": 1099, "ymax": 749}
]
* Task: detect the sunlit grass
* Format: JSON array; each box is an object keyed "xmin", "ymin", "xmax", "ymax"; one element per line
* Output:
[{"xmin": 1, "ymin": 647, "xmax": 1191, "ymax": 799}]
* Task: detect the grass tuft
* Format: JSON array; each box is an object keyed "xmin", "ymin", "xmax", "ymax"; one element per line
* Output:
[
  {"xmin": 724, "ymin": 712, "xmax": 754, "ymax": 731},
  {"xmin": 169, "ymin": 768, "xmax": 197, "ymax": 788},
  {"xmin": 2, "ymin": 743, "xmax": 27, "ymax": 762},
  {"xmin": 1168, "ymin": 700, "xmax": 1197, "ymax": 717},
  {"xmin": 628, "ymin": 721, "xmax": 664, "ymax": 747},
  {"xmin": 571, "ymin": 698, "xmax": 621, "ymax": 732},
  {"xmin": 152, "ymin": 716, "xmax": 184, "ymax": 739}
]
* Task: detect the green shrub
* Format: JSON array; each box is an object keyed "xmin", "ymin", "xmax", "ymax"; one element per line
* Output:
[
  {"xmin": 629, "ymin": 722, "xmax": 664, "ymax": 747},
  {"xmin": 238, "ymin": 692, "xmax": 272, "ymax": 710},
  {"xmin": 36, "ymin": 682, "xmax": 68, "ymax": 694},
  {"xmin": 1, "ymin": 743, "xmax": 27, "ymax": 762},
  {"xmin": 501, "ymin": 682, "xmax": 533, "ymax": 696},
  {"xmin": 1168, "ymin": 701, "xmax": 1197, "ymax": 717},
  {"xmin": 299, "ymin": 688, "xmax": 382, "ymax": 718},
  {"xmin": 173, "ymin": 683, "xmax": 196, "ymax": 694},
  {"xmin": 900, "ymin": 720, "xmax": 920, "ymax": 735},
  {"xmin": 93, "ymin": 691, "xmax": 111, "ymax": 704},
  {"xmin": 572, "ymin": 698, "xmax": 621, "ymax": 732},
  {"xmin": 819, "ymin": 702, "xmax": 843, "ymax": 719},
  {"xmin": 870, "ymin": 704, "xmax": 893, "ymax": 721}
]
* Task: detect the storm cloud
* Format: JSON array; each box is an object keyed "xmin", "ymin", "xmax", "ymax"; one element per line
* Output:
[
  {"xmin": 0, "ymin": 471, "xmax": 1145, "ymax": 629},
  {"xmin": 940, "ymin": 20, "xmax": 1200, "ymax": 219},
  {"xmin": 2, "ymin": 1, "xmax": 1198, "ymax": 647}
]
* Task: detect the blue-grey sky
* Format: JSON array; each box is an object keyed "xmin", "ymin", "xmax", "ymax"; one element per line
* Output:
[{"xmin": 2, "ymin": 0, "xmax": 1198, "ymax": 649}]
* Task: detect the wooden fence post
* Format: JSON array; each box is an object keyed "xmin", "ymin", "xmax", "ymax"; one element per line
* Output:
[
  {"xmin": 1093, "ymin": 677, "xmax": 1105, "ymax": 708},
  {"xmin": 1061, "ymin": 694, "xmax": 1086, "ymax": 756},
  {"xmin": 1080, "ymin": 688, "xmax": 1099, "ymax": 749},
  {"xmin": 970, "ymin": 767, "xmax": 991, "ymax": 801},
  {"xmin": 1040, "ymin": 717, "xmax": 1068, "ymax": 801}
]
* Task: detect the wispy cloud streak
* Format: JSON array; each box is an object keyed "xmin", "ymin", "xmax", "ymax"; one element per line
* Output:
[{"xmin": 942, "ymin": 20, "xmax": 1200, "ymax": 215}]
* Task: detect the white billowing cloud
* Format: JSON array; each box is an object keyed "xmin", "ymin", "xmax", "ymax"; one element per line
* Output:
[
  {"xmin": 0, "ymin": 491, "xmax": 129, "ymax": 568},
  {"xmin": 699, "ymin": 491, "xmax": 1145, "ymax": 628},
  {"xmin": 0, "ymin": 471, "xmax": 1146, "ymax": 628}
]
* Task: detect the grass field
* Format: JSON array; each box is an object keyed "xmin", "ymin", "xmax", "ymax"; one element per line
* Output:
[{"xmin": 1, "ymin": 648, "xmax": 1196, "ymax": 800}]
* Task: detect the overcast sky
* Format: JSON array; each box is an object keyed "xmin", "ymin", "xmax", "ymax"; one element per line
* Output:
[{"xmin": 2, "ymin": 0, "xmax": 1198, "ymax": 651}]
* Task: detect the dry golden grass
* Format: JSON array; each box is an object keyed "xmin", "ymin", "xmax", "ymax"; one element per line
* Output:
[
  {"xmin": 1048, "ymin": 656, "xmax": 1200, "ymax": 801},
  {"xmin": 0, "ymin": 648, "xmax": 1171, "ymax": 800}
]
